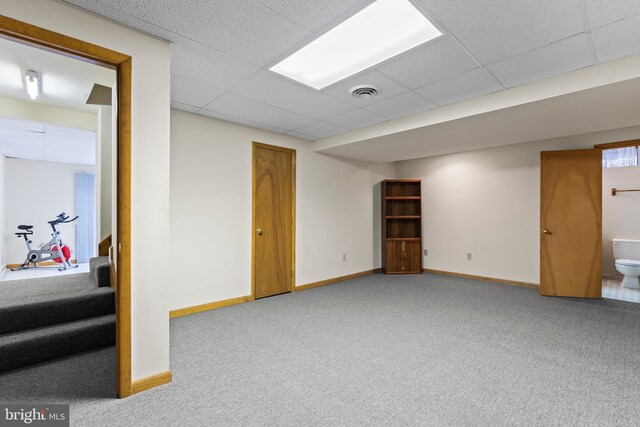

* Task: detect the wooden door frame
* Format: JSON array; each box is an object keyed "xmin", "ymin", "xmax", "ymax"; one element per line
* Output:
[
  {"xmin": 251, "ymin": 142, "xmax": 296, "ymax": 298},
  {"xmin": 0, "ymin": 15, "xmax": 133, "ymax": 397}
]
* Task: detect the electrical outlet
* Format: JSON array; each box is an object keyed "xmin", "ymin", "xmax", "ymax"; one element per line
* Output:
[
  {"xmin": 424, "ymin": 249, "xmax": 428, "ymax": 256},
  {"xmin": 342, "ymin": 254, "xmax": 346, "ymax": 261},
  {"xmin": 467, "ymin": 252, "xmax": 472, "ymax": 261}
]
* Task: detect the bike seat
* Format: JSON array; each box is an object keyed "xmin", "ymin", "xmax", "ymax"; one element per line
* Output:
[{"xmin": 18, "ymin": 225, "xmax": 33, "ymax": 230}]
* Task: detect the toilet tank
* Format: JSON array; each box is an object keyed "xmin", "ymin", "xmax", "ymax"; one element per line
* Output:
[{"xmin": 612, "ymin": 239, "xmax": 640, "ymax": 260}]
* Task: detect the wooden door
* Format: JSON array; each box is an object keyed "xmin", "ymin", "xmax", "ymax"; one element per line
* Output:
[
  {"xmin": 253, "ymin": 143, "xmax": 295, "ymax": 299},
  {"xmin": 540, "ymin": 149, "xmax": 601, "ymax": 298}
]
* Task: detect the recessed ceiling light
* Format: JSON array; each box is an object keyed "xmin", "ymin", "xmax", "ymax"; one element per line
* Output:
[{"xmin": 270, "ymin": 0, "xmax": 442, "ymax": 90}]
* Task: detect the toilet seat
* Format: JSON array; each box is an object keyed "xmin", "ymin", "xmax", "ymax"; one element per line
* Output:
[{"xmin": 615, "ymin": 259, "xmax": 640, "ymax": 267}]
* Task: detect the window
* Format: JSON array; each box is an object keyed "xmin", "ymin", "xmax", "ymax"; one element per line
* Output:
[{"xmin": 602, "ymin": 146, "xmax": 638, "ymax": 168}]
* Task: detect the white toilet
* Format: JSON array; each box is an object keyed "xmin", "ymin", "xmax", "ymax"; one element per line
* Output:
[{"xmin": 613, "ymin": 239, "xmax": 640, "ymax": 289}]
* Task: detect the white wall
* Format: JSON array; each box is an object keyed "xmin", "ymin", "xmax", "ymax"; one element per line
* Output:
[
  {"xmin": 170, "ymin": 110, "xmax": 395, "ymax": 310},
  {"xmin": 4, "ymin": 158, "xmax": 95, "ymax": 265},
  {"xmin": 97, "ymin": 106, "xmax": 112, "ymax": 240},
  {"xmin": 0, "ymin": 96, "xmax": 96, "ymax": 131},
  {"xmin": 0, "ymin": 153, "xmax": 5, "ymax": 271},
  {"xmin": 396, "ymin": 125, "xmax": 640, "ymax": 285},
  {"xmin": 603, "ymin": 165, "xmax": 640, "ymax": 277},
  {"xmin": 1, "ymin": 0, "xmax": 172, "ymax": 381}
]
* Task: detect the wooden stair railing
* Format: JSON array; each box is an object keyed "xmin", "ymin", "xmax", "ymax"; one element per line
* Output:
[{"xmin": 98, "ymin": 234, "xmax": 112, "ymax": 257}]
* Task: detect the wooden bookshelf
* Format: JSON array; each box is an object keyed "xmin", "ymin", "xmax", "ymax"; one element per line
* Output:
[{"xmin": 381, "ymin": 180, "xmax": 422, "ymax": 274}]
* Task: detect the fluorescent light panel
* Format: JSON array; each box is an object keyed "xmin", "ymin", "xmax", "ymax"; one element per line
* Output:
[
  {"xmin": 270, "ymin": 0, "xmax": 442, "ymax": 90},
  {"xmin": 25, "ymin": 70, "xmax": 39, "ymax": 100}
]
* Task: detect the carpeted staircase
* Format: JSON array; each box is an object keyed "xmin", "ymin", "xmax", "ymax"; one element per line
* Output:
[{"xmin": 0, "ymin": 257, "xmax": 115, "ymax": 372}]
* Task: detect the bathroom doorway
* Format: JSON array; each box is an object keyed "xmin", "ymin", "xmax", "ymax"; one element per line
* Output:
[{"xmin": 599, "ymin": 139, "xmax": 640, "ymax": 303}]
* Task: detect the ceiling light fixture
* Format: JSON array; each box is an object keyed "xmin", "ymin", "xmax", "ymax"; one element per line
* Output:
[
  {"xmin": 270, "ymin": 0, "xmax": 442, "ymax": 90},
  {"xmin": 25, "ymin": 70, "xmax": 39, "ymax": 100}
]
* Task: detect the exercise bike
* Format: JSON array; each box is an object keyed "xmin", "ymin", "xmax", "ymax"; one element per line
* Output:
[{"xmin": 11, "ymin": 212, "xmax": 79, "ymax": 272}]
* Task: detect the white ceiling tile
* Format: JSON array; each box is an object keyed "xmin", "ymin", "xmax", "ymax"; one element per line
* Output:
[
  {"xmin": 364, "ymin": 92, "xmax": 436, "ymax": 120},
  {"xmin": 203, "ymin": 93, "xmax": 316, "ymax": 131},
  {"xmin": 292, "ymin": 121, "xmax": 347, "ymax": 139},
  {"xmin": 285, "ymin": 130, "xmax": 316, "ymax": 141},
  {"xmin": 171, "ymin": 101, "xmax": 200, "ymax": 113},
  {"xmin": 326, "ymin": 109, "xmax": 386, "ymax": 130},
  {"xmin": 585, "ymin": 0, "xmax": 640, "ymax": 28},
  {"xmin": 416, "ymin": 68, "xmax": 503, "ymax": 106},
  {"xmin": 256, "ymin": 0, "xmax": 374, "ymax": 33},
  {"xmin": 377, "ymin": 36, "xmax": 478, "ymax": 89},
  {"xmin": 415, "ymin": 0, "xmax": 584, "ymax": 64},
  {"xmin": 321, "ymin": 70, "xmax": 409, "ymax": 106},
  {"xmin": 232, "ymin": 71, "xmax": 354, "ymax": 120},
  {"xmin": 486, "ymin": 34, "xmax": 594, "ymax": 88},
  {"xmin": 63, "ymin": 0, "xmax": 180, "ymax": 41},
  {"xmin": 171, "ymin": 38, "xmax": 261, "ymax": 91},
  {"xmin": 199, "ymin": 109, "xmax": 289, "ymax": 134},
  {"xmin": 592, "ymin": 14, "xmax": 640, "ymax": 62},
  {"xmin": 171, "ymin": 75, "xmax": 224, "ymax": 108},
  {"xmin": 89, "ymin": 0, "xmax": 313, "ymax": 66}
]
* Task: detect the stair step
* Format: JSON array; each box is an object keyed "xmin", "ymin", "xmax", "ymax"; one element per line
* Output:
[
  {"xmin": 0, "ymin": 314, "xmax": 115, "ymax": 373},
  {"xmin": 0, "ymin": 287, "xmax": 115, "ymax": 335},
  {"xmin": 90, "ymin": 256, "xmax": 111, "ymax": 288}
]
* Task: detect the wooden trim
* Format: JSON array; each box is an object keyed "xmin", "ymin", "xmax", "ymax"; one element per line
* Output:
[
  {"xmin": 253, "ymin": 141, "xmax": 296, "ymax": 154},
  {"xmin": 170, "ymin": 295, "xmax": 253, "ymax": 318},
  {"xmin": 109, "ymin": 246, "xmax": 117, "ymax": 291},
  {"xmin": 116, "ymin": 57, "xmax": 132, "ymax": 398},
  {"xmin": 251, "ymin": 144, "xmax": 256, "ymax": 299},
  {"xmin": 131, "ymin": 371, "xmax": 172, "ymax": 395},
  {"xmin": 98, "ymin": 234, "xmax": 112, "ymax": 257},
  {"xmin": 0, "ymin": 15, "xmax": 127, "ymax": 67},
  {"xmin": 291, "ymin": 149, "xmax": 297, "ymax": 295},
  {"xmin": 423, "ymin": 268, "xmax": 539, "ymax": 289},
  {"xmin": 0, "ymin": 16, "xmax": 134, "ymax": 399},
  {"xmin": 6, "ymin": 259, "xmax": 77, "ymax": 269},
  {"xmin": 251, "ymin": 142, "xmax": 296, "ymax": 299},
  {"xmin": 295, "ymin": 269, "xmax": 381, "ymax": 292},
  {"xmin": 594, "ymin": 139, "xmax": 640, "ymax": 150}
]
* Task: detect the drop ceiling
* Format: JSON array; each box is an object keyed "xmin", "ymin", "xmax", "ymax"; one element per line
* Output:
[
  {"xmin": 60, "ymin": 0, "xmax": 640, "ymax": 141},
  {"xmin": 0, "ymin": 36, "xmax": 116, "ymax": 113}
]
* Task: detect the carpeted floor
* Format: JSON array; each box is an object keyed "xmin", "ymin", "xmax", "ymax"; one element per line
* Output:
[{"xmin": 1, "ymin": 273, "xmax": 639, "ymax": 425}]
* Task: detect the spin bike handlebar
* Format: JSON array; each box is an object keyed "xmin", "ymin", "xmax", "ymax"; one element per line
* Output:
[{"xmin": 49, "ymin": 212, "xmax": 79, "ymax": 225}]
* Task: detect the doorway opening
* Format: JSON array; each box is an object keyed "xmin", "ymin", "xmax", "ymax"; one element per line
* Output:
[
  {"xmin": 0, "ymin": 15, "xmax": 133, "ymax": 397},
  {"xmin": 599, "ymin": 139, "xmax": 640, "ymax": 304}
]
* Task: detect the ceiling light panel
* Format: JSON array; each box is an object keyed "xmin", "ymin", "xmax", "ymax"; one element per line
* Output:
[{"xmin": 270, "ymin": 0, "xmax": 442, "ymax": 90}]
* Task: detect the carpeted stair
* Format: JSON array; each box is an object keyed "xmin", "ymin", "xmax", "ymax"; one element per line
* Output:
[{"xmin": 0, "ymin": 257, "xmax": 115, "ymax": 372}]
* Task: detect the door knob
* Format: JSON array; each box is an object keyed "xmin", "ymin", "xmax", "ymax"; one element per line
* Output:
[
  {"xmin": 541, "ymin": 228, "xmax": 552, "ymax": 235},
  {"xmin": 257, "ymin": 228, "xmax": 263, "ymax": 236}
]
